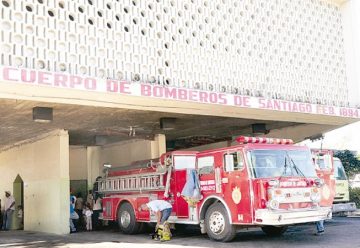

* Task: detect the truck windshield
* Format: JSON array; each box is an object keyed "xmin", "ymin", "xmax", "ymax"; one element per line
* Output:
[
  {"xmin": 334, "ymin": 159, "xmax": 347, "ymax": 180},
  {"xmin": 248, "ymin": 149, "xmax": 316, "ymax": 178}
]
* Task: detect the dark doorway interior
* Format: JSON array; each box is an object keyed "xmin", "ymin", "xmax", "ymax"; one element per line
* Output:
[
  {"xmin": 13, "ymin": 174, "xmax": 24, "ymax": 230},
  {"xmin": 70, "ymin": 179, "xmax": 88, "ymax": 201}
]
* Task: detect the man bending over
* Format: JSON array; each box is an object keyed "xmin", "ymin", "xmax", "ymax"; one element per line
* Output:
[{"xmin": 141, "ymin": 199, "xmax": 172, "ymax": 225}]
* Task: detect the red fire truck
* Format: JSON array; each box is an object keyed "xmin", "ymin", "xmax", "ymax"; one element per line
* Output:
[
  {"xmin": 98, "ymin": 136, "xmax": 335, "ymax": 242},
  {"xmin": 312, "ymin": 150, "xmax": 350, "ymax": 214}
]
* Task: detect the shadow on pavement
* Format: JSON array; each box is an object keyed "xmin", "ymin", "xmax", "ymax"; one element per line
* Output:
[{"xmin": 0, "ymin": 217, "xmax": 358, "ymax": 248}]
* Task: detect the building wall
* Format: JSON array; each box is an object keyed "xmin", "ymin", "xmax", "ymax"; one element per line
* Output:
[
  {"xmin": 185, "ymin": 141, "xmax": 232, "ymax": 151},
  {"xmin": 69, "ymin": 136, "xmax": 166, "ymax": 185},
  {"xmin": 0, "ymin": 130, "xmax": 69, "ymax": 235},
  {"xmin": 87, "ymin": 146, "xmax": 101, "ymax": 188},
  {"xmin": 0, "ymin": 0, "xmax": 354, "ymax": 107},
  {"xmin": 69, "ymin": 146, "xmax": 87, "ymax": 180},
  {"xmin": 100, "ymin": 139, "xmax": 153, "ymax": 167},
  {"xmin": 342, "ymin": 1, "xmax": 360, "ymax": 107}
]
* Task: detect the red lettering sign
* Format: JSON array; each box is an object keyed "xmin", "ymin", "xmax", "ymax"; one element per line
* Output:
[{"xmin": 0, "ymin": 66, "xmax": 359, "ymax": 120}]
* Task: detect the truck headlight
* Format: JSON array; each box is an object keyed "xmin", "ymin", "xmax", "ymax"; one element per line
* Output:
[
  {"xmin": 267, "ymin": 199, "xmax": 280, "ymax": 210},
  {"xmin": 314, "ymin": 178, "xmax": 324, "ymax": 187}
]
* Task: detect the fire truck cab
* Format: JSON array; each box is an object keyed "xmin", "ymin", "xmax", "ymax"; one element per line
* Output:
[
  {"xmin": 312, "ymin": 150, "xmax": 355, "ymax": 215},
  {"xmin": 98, "ymin": 136, "xmax": 334, "ymax": 242}
]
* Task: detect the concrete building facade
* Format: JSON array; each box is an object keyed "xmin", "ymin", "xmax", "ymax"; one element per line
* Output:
[{"xmin": 0, "ymin": 0, "xmax": 359, "ymax": 234}]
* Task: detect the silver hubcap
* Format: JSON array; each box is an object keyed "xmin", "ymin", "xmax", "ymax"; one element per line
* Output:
[
  {"xmin": 121, "ymin": 211, "xmax": 131, "ymax": 228},
  {"xmin": 209, "ymin": 211, "xmax": 225, "ymax": 235}
]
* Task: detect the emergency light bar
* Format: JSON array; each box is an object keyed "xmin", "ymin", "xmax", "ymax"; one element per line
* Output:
[{"xmin": 235, "ymin": 136, "xmax": 294, "ymax": 145}]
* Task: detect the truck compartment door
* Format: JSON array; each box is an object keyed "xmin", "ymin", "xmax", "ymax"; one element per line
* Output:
[
  {"xmin": 312, "ymin": 150, "xmax": 336, "ymax": 207},
  {"xmin": 172, "ymin": 155, "xmax": 197, "ymax": 218}
]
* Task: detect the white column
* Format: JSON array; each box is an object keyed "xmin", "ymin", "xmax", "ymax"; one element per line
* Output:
[
  {"xmin": 86, "ymin": 146, "xmax": 101, "ymax": 187},
  {"xmin": 151, "ymin": 134, "xmax": 166, "ymax": 158},
  {"xmin": 342, "ymin": 0, "xmax": 360, "ymax": 107}
]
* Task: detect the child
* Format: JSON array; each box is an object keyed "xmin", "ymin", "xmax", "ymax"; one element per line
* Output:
[
  {"xmin": 83, "ymin": 203, "xmax": 93, "ymax": 231},
  {"xmin": 17, "ymin": 205, "xmax": 23, "ymax": 230}
]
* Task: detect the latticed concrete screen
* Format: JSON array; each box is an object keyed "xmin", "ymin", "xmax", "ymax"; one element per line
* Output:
[{"xmin": 0, "ymin": 0, "xmax": 348, "ymax": 107}]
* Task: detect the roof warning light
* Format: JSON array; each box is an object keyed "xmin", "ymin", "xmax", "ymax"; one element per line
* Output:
[{"xmin": 235, "ymin": 136, "xmax": 294, "ymax": 145}]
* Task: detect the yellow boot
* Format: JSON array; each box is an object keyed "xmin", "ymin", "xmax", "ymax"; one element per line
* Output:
[
  {"xmin": 160, "ymin": 222, "xmax": 171, "ymax": 241},
  {"xmin": 155, "ymin": 225, "xmax": 164, "ymax": 241}
]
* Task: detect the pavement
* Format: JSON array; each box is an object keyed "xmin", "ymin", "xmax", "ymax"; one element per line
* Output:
[
  {"xmin": 349, "ymin": 209, "xmax": 360, "ymax": 216},
  {"xmin": 0, "ymin": 217, "xmax": 360, "ymax": 248}
]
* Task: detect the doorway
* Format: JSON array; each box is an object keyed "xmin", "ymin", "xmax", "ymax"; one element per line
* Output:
[
  {"xmin": 13, "ymin": 174, "xmax": 24, "ymax": 230},
  {"xmin": 70, "ymin": 179, "xmax": 88, "ymax": 201}
]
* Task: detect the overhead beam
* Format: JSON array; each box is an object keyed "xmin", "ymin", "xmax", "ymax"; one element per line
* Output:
[{"xmin": 0, "ymin": 81, "xmax": 358, "ymax": 127}]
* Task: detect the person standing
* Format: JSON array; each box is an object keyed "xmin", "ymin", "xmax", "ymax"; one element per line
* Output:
[
  {"xmin": 92, "ymin": 197, "xmax": 102, "ymax": 230},
  {"xmin": 93, "ymin": 177, "xmax": 102, "ymax": 200},
  {"xmin": 86, "ymin": 190, "xmax": 94, "ymax": 209},
  {"xmin": 75, "ymin": 193, "xmax": 84, "ymax": 230},
  {"xmin": 2, "ymin": 191, "xmax": 15, "ymax": 230},
  {"xmin": 69, "ymin": 191, "xmax": 79, "ymax": 233},
  {"xmin": 84, "ymin": 203, "xmax": 93, "ymax": 231},
  {"xmin": 17, "ymin": 205, "xmax": 23, "ymax": 230},
  {"xmin": 70, "ymin": 190, "xmax": 77, "ymax": 210},
  {"xmin": 315, "ymin": 220, "xmax": 325, "ymax": 235},
  {"xmin": 0, "ymin": 199, "xmax": 2, "ymax": 230}
]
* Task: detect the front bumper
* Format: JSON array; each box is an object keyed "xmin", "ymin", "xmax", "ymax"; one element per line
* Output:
[
  {"xmin": 332, "ymin": 202, "xmax": 357, "ymax": 213},
  {"xmin": 254, "ymin": 207, "xmax": 332, "ymax": 225}
]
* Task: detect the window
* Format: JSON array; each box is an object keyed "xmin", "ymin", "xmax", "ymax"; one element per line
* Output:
[
  {"xmin": 315, "ymin": 155, "xmax": 332, "ymax": 171},
  {"xmin": 198, "ymin": 156, "xmax": 214, "ymax": 175},
  {"xmin": 334, "ymin": 159, "xmax": 347, "ymax": 180},
  {"xmin": 174, "ymin": 156, "xmax": 196, "ymax": 170},
  {"xmin": 224, "ymin": 152, "xmax": 244, "ymax": 172},
  {"xmin": 248, "ymin": 149, "xmax": 316, "ymax": 178}
]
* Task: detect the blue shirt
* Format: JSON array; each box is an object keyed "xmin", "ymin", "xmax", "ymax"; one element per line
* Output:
[{"xmin": 70, "ymin": 196, "xmax": 76, "ymax": 214}]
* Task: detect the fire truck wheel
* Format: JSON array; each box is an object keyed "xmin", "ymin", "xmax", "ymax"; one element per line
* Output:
[
  {"xmin": 205, "ymin": 202, "xmax": 236, "ymax": 242},
  {"xmin": 118, "ymin": 202, "xmax": 141, "ymax": 234},
  {"xmin": 261, "ymin": 226, "xmax": 288, "ymax": 236},
  {"xmin": 339, "ymin": 211, "xmax": 349, "ymax": 217}
]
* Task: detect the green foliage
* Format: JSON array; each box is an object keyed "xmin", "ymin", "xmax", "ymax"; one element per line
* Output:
[
  {"xmin": 334, "ymin": 150, "xmax": 360, "ymax": 178},
  {"xmin": 350, "ymin": 187, "xmax": 360, "ymax": 207}
]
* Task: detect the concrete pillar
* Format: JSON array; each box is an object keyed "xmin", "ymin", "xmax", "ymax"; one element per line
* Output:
[
  {"xmin": 59, "ymin": 130, "xmax": 70, "ymax": 234},
  {"xmin": 151, "ymin": 134, "xmax": 166, "ymax": 158},
  {"xmin": 0, "ymin": 130, "xmax": 70, "ymax": 234},
  {"xmin": 342, "ymin": 0, "xmax": 360, "ymax": 107},
  {"xmin": 87, "ymin": 146, "xmax": 101, "ymax": 188}
]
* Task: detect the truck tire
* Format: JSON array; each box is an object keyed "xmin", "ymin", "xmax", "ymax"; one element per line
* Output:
[
  {"xmin": 339, "ymin": 211, "xmax": 349, "ymax": 217},
  {"xmin": 261, "ymin": 226, "xmax": 288, "ymax": 236},
  {"xmin": 118, "ymin": 202, "xmax": 141, "ymax": 234},
  {"xmin": 205, "ymin": 202, "xmax": 236, "ymax": 242}
]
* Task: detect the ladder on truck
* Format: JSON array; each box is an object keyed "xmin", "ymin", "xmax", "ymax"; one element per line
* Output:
[{"xmin": 97, "ymin": 171, "xmax": 167, "ymax": 193}]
